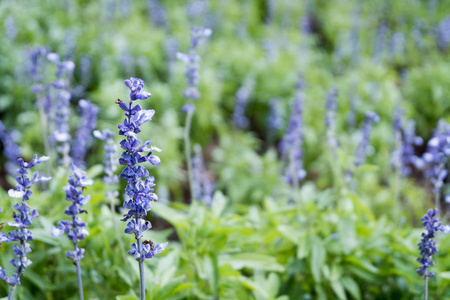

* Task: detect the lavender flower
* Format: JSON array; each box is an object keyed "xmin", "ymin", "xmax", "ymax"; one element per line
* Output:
[
  {"xmin": 177, "ymin": 26, "xmax": 212, "ymax": 113},
  {"xmin": 0, "ymin": 121, "xmax": 22, "ymax": 176},
  {"xmin": 4, "ymin": 15, "xmax": 17, "ymax": 41},
  {"xmin": 372, "ymin": 21, "xmax": 388, "ymax": 64},
  {"xmin": 347, "ymin": 86, "xmax": 358, "ymax": 129},
  {"xmin": 232, "ymin": 79, "xmax": 254, "ymax": 129},
  {"xmin": 118, "ymin": 77, "xmax": 167, "ymax": 299},
  {"xmin": 354, "ymin": 111, "xmax": 380, "ymax": 167},
  {"xmin": 186, "ymin": 0, "xmax": 210, "ymax": 23},
  {"xmin": 393, "ymin": 116, "xmax": 423, "ymax": 176},
  {"xmin": 267, "ymin": 98, "xmax": 284, "ymax": 131},
  {"xmin": 51, "ymin": 164, "xmax": 92, "ymax": 300},
  {"xmin": 0, "ymin": 155, "xmax": 50, "ymax": 298},
  {"xmin": 280, "ymin": 74, "xmax": 307, "ymax": 186},
  {"xmin": 300, "ymin": 13, "xmax": 312, "ymax": 37},
  {"xmin": 390, "ymin": 32, "xmax": 405, "ymax": 59},
  {"xmin": 147, "ymin": 0, "xmax": 167, "ymax": 28},
  {"xmin": 178, "ymin": 27, "xmax": 211, "ymax": 201},
  {"xmin": 436, "ymin": 16, "xmax": 450, "ymax": 51},
  {"xmin": 192, "ymin": 144, "xmax": 215, "ymax": 206},
  {"xmin": 72, "ymin": 100, "xmax": 100, "ymax": 167},
  {"xmin": 48, "ymin": 53, "xmax": 75, "ymax": 168},
  {"xmin": 263, "ymin": 38, "xmax": 279, "ymax": 62},
  {"xmin": 325, "ymin": 86, "xmax": 339, "ymax": 155},
  {"xmin": 417, "ymin": 208, "xmax": 450, "ymax": 300},
  {"xmin": 94, "ymin": 129, "xmax": 119, "ymax": 189},
  {"xmin": 28, "ymin": 46, "xmax": 48, "ymax": 100},
  {"xmin": 420, "ymin": 121, "xmax": 450, "ymax": 207}
]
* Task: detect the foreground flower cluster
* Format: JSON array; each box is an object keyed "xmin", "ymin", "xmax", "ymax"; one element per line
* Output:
[
  {"xmin": 0, "ymin": 155, "xmax": 50, "ymax": 298},
  {"xmin": 117, "ymin": 77, "xmax": 168, "ymax": 299}
]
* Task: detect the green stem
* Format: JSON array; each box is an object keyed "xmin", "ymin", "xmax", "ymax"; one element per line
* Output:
[
  {"xmin": 137, "ymin": 237, "xmax": 145, "ymax": 300},
  {"xmin": 184, "ymin": 108, "xmax": 195, "ymax": 201},
  {"xmin": 75, "ymin": 260, "xmax": 84, "ymax": 300},
  {"xmin": 424, "ymin": 275, "xmax": 428, "ymax": 300}
]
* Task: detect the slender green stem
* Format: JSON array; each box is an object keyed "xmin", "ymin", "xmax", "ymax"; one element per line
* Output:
[
  {"xmin": 424, "ymin": 275, "xmax": 428, "ymax": 300},
  {"xmin": 184, "ymin": 108, "xmax": 195, "ymax": 201},
  {"xmin": 8, "ymin": 285, "xmax": 16, "ymax": 300},
  {"xmin": 137, "ymin": 237, "xmax": 145, "ymax": 300},
  {"xmin": 435, "ymin": 192, "xmax": 440, "ymax": 214},
  {"xmin": 37, "ymin": 95, "xmax": 53, "ymax": 176},
  {"xmin": 289, "ymin": 151, "xmax": 300, "ymax": 202},
  {"xmin": 393, "ymin": 168, "xmax": 401, "ymax": 218},
  {"xmin": 75, "ymin": 260, "xmax": 84, "ymax": 300}
]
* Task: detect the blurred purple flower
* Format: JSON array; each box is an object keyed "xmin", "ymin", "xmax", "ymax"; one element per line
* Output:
[
  {"xmin": 0, "ymin": 155, "xmax": 50, "ymax": 292},
  {"xmin": 72, "ymin": 100, "xmax": 100, "ymax": 167}
]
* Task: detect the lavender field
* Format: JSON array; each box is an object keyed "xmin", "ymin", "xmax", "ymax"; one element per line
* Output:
[{"xmin": 1, "ymin": 0, "xmax": 450, "ymax": 299}]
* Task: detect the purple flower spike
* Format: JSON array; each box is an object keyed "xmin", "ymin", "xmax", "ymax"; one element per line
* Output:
[
  {"xmin": 0, "ymin": 155, "xmax": 50, "ymax": 293},
  {"xmin": 279, "ymin": 73, "xmax": 307, "ymax": 186},
  {"xmin": 52, "ymin": 164, "xmax": 92, "ymax": 263},
  {"xmin": 0, "ymin": 121, "xmax": 22, "ymax": 176},
  {"xmin": 354, "ymin": 111, "xmax": 379, "ymax": 167},
  {"xmin": 177, "ymin": 26, "xmax": 212, "ymax": 112},
  {"xmin": 325, "ymin": 86, "xmax": 339, "ymax": 155},
  {"xmin": 72, "ymin": 100, "xmax": 100, "ymax": 168},
  {"xmin": 417, "ymin": 209, "xmax": 449, "ymax": 277},
  {"xmin": 419, "ymin": 120, "xmax": 450, "ymax": 198},
  {"xmin": 117, "ymin": 77, "xmax": 167, "ymax": 263}
]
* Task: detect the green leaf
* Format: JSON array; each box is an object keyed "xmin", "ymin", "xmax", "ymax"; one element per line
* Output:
[
  {"xmin": 221, "ymin": 253, "xmax": 285, "ymax": 272},
  {"xmin": 439, "ymin": 272, "xmax": 450, "ymax": 280},
  {"xmin": 311, "ymin": 237, "xmax": 326, "ymax": 283},
  {"xmin": 238, "ymin": 276, "xmax": 270, "ymax": 299},
  {"xmin": 115, "ymin": 295, "xmax": 138, "ymax": 300},
  {"xmin": 212, "ymin": 191, "xmax": 227, "ymax": 218},
  {"xmin": 331, "ymin": 280, "xmax": 347, "ymax": 300},
  {"xmin": 341, "ymin": 277, "xmax": 362, "ymax": 300},
  {"xmin": 277, "ymin": 225, "xmax": 299, "ymax": 244}
]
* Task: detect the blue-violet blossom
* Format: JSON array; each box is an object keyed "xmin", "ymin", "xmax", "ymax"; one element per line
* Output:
[
  {"xmin": 354, "ymin": 111, "xmax": 380, "ymax": 167},
  {"xmin": 176, "ymin": 26, "xmax": 212, "ymax": 113},
  {"xmin": 0, "ymin": 121, "xmax": 22, "ymax": 176},
  {"xmin": 48, "ymin": 52, "xmax": 75, "ymax": 167},
  {"xmin": 117, "ymin": 77, "xmax": 167, "ymax": 262},
  {"xmin": 0, "ymin": 155, "xmax": 50, "ymax": 292},
  {"xmin": 417, "ymin": 209, "xmax": 450, "ymax": 277},
  {"xmin": 51, "ymin": 164, "xmax": 93, "ymax": 262},
  {"xmin": 72, "ymin": 100, "xmax": 100, "ymax": 167},
  {"xmin": 280, "ymin": 74, "xmax": 307, "ymax": 185}
]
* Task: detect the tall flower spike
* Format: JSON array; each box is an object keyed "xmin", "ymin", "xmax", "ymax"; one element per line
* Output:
[
  {"xmin": 0, "ymin": 155, "xmax": 50, "ymax": 298},
  {"xmin": 419, "ymin": 120, "xmax": 450, "ymax": 209},
  {"xmin": 0, "ymin": 121, "xmax": 22, "ymax": 176},
  {"xmin": 51, "ymin": 164, "xmax": 93, "ymax": 300},
  {"xmin": 279, "ymin": 73, "xmax": 306, "ymax": 186},
  {"xmin": 354, "ymin": 111, "xmax": 380, "ymax": 167},
  {"xmin": 177, "ymin": 26, "xmax": 211, "ymax": 202},
  {"xmin": 72, "ymin": 100, "xmax": 100, "ymax": 167},
  {"xmin": 177, "ymin": 26, "xmax": 212, "ymax": 113},
  {"xmin": 192, "ymin": 144, "xmax": 215, "ymax": 206},
  {"xmin": 48, "ymin": 52, "xmax": 75, "ymax": 168},
  {"xmin": 325, "ymin": 86, "xmax": 339, "ymax": 156},
  {"xmin": 232, "ymin": 79, "xmax": 255, "ymax": 129},
  {"xmin": 417, "ymin": 209, "xmax": 450, "ymax": 299},
  {"xmin": 118, "ymin": 77, "xmax": 167, "ymax": 300}
]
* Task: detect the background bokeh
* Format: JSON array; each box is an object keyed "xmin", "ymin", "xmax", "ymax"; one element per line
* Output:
[{"xmin": 1, "ymin": 0, "xmax": 450, "ymax": 299}]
